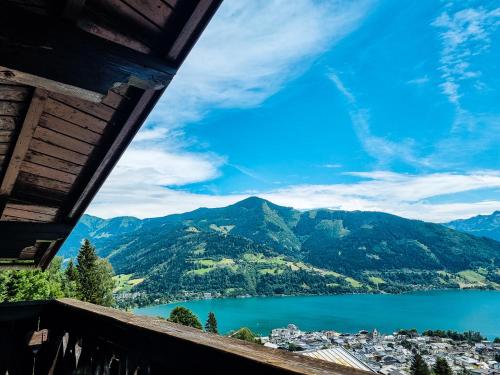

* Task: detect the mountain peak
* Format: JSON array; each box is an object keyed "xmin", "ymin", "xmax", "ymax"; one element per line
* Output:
[{"xmin": 231, "ymin": 196, "xmax": 271, "ymax": 208}]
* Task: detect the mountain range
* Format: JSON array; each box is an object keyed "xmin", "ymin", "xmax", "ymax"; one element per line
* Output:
[
  {"xmin": 60, "ymin": 197, "xmax": 500, "ymax": 302},
  {"xmin": 444, "ymin": 211, "xmax": 500, "ymax": 242}
]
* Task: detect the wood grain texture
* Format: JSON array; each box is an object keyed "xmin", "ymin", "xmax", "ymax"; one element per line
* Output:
[
  {"xmin": 20, "ymin": 161, "xmax": 77, "ymax": 184},
  {"xmin": 0, "ymin": 101, "xmax": 27, "ymax": 116},
  {"xmin": 39, "ymin": 114, "xmax": 101, "ymax": 145},
  {"xmin": 0, "ymin": 86, "xmax": 31, "ymax": 102},
  {"xmin": 122, "ymin": 0, "xmax": 174, "ymax": 29},
  {"xmin": 49, "ymin": 93, "xmax": 115, "ymax": 121},
  {"xmin": 34, "ymin": 127, "xmax": 94, "ymax": 155},
  {"xmin": 29, "ymin": 139, "xmax": 88, "ymax": 166},
  {"xmin": 0, "ymin": 3, "xmax": 175, "ymax": 99},
  {"xmin": 0, "ymin": 116, "xmax": 18, "ymax": 130},
  {"xmin": 167, "ymin": 0, "xmax": 214, "ymax": 61},
  {"xmin": 44, "ymin": 98, "xmax": 107, "ymax": 134},
  {"xmin": 25, "ymin": 150, "xmax": 83, "ymax": 175},
  {"xmin": 17, "ymin": 172, "xmax": 72, "ymax": 193},
  {"xmin": 2, "ymin": 206, "xmax": 54, "ymax": 222},
  {"xmin": 0, "ymin": 89, "xmax": 47, "ymax": 196}
]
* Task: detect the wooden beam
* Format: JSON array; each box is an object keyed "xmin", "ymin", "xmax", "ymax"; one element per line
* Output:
[
  {"xmin": 166, "ymin": 0, "xmax": 221, "ymax": 64},
  {"xmin": 0, "ymin": 89, "xmax": 47, "ymax": 197},
  {"xmin": 66, "ymin": 88, "xmax": 161, "ymax": 221},
  {"xmin": 38, "ymin": 239, "xmax": 64, "ymax": 270},
  {"xmin": 0, "ymin": 3, "xmax": 175, "ymax": 102}
]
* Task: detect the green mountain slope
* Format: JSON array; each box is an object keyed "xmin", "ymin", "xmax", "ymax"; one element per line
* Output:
[
  {"xmin": 445, "ymin": 211, "xmax": 500, "ymax": 242},
  {"xmin": 61, "ymin": 197, "xmax": 500, "ymax": 300}
]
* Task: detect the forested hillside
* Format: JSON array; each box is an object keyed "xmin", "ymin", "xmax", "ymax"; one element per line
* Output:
[{"xmin": 62, "ymin": 197, "xmax": 500, "ymax": 301}]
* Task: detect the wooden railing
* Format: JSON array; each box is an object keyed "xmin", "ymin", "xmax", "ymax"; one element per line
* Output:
[{"xmin": 0, "ymin": 298, "xmax": 372, "ymax": 374}]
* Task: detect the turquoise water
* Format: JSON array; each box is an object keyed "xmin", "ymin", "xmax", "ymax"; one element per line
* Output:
[{"xmin": 134, "ymin": 290, "xmax": 500, "ymax": 338}]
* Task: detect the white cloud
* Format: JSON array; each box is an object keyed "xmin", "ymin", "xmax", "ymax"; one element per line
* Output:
[
  {"xmin": 88, "ymin": 170, "xmax": 500, "ymax": 223},
  {"xmin": 406, "ymin": 76, "xmax": 430, "ymax": 85},
  {"xmin": 329, "ymin": 72, "xmax": 421, "ymax": 167},
  {"xmin": 432, "ymin": 6, "xmax": 500, "ymax": 105},
  {"xmin": 91, "ymin": 0, "xmax": 376, "ymax": 216},
  {"xmin": 106, "ymin": 147, "xmax": 224, "ymax": 187},
  {"xmin": 144, "ymin": 0, "xmax": 374, "ymax": 132}
]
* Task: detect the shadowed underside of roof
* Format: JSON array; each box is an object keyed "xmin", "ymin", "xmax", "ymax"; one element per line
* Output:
[{"xmin": 0, "ymin": 0, "xmax": 221, "ymax": 269}]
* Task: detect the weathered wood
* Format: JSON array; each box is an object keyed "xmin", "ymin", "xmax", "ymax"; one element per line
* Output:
[
  {"xmin": 34, "ymin": 127, "xmax": 94, "ymax": 155},
  {"xmin": 30, "ymin": 139, "xmax": 88, "ymax": 166},
  {"xmin": 0, "ymin": 3, "xmax": 175, "ymax": 100},
  {"xmin": 38, "ymin": 239, "xmax": 63, "ymax": 270},
  {"xmin": 44, "ymin": 98, "xmax": 108, "ymax": 134},
  {"xmin": 122, "ymin": 0, "xmax": 174, "ymax": 29},
  {"xmin": 25, "ymin": 150, "xmax": 83, "ymax": 175},
  {"xmin": 49, "ymin": 93, "xmax": 115, "ymax": 121},
  {"xmin": 3, "ymin": 206, "xmax": 55, "ymax": 221},
  {"xmin": 0, "ymin": 85, "xmax": 31, "ymax": 101},
  {"xmin": 101, "ymin": 89, "xmax": 128, "ymax": 109},
  {"xmin": 76, "ymin": 17, "xmax": 153, "ymax": 54},
  {"xmin": 0, "ymin": 144, "xmax": 11, "ymax": 155},
  {"xmin": 0, "ymin": 101, "xmax": 27, "ymax": 116},
  {"xmin": 167, "ymin": 0, "xmax": 217, "ymax": 61},
  {"xmin": 48, "ymin": 298, "xmax": 372, "ymax": 375},
  {"xmin": 0, "ymin": 89, "xmax": 47, "ymax": 196},
  {"xmin": 39, "ymin": 115, "xmax": 101, "ymax": 145},
  {"xmin": 0, "ymin": 130, "xmax": 14, "ymax": 143},
  {"xmin": 5, "ymin": 202, "xmax": 58, "ymax": 216},
  {"xmin": 28, "ymin": 329, "xmax": 49, "ymax": 346},
  {"xmin": 0, "ymin": 116, "xmax": 18, "ymax": 130},
  {"xmin": 21, "ymin": 160, "xmax": 77, "ymax": 184},
  {"xmin": 17, "ymin": 172, "xmax": 72, "ymax": 193},
  {"xmin": 89, "ymin": 0, "xmax": 164, "ymax": 37}
]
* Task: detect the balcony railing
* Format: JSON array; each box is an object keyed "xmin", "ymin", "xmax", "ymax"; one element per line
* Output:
[{"xmin": 0, "ymin": 298, "xmax": 372, "ymax": 374}]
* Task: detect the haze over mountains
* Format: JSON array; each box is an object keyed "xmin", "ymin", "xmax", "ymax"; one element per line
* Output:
[{"xmin": 61, "ymin": 197, "xmax": 500, "ymax": 299}]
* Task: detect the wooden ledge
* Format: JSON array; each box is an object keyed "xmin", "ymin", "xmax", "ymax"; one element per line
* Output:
[{"xmin": 54, "ymin": 298, "xmax": 372, "ymax": 375}]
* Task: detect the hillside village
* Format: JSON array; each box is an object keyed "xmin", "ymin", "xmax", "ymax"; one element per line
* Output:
[{"xmin": 261, "ymin": 325, "xmax": 500, "ymax": 375}]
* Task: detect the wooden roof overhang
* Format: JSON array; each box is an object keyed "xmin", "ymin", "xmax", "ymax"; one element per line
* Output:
[{"xmin": 0, "ymin": 0, "xmax": 221, "ymax": 269}]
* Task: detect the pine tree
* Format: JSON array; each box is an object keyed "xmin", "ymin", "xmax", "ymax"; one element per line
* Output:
[
  {"xmin": 205, "ymin": 311, "xmax": 218, "ymax": 334},
  {"xmin": 65, "ymin": 259, "xmax": 78, "ymax": 282},
  {"xmin": 76, "ymin": 239, "xmax": 115, "ymax": 306},
  {"xmin": 433, "ymin": 357, "xmax": 452, "ymax": 375},
  {"xmin": 410, "ymin": 353, "xmax": 430, "ymax": 375},
  {"xmin": 168, "ymin": 306, "xmax": 202, "ymax": 329}
]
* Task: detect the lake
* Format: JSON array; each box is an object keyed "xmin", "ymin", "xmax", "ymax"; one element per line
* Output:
[{"xmin": 134, "ymin": 290, "xmax": 500, "ymax": 338}]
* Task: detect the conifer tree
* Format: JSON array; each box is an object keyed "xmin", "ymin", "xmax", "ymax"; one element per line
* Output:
[
  {"xmin": 433, "ymin": 357, "xmax": 452, "ymax": 375},
  {"xmin": 65, "ymin": 259, "xmax": 78, "ymax": 282},
  {"xmin": 410, "ymin": 353, "xmax": 430, "ymax": 375},
  {"xmin": 76, "ymin": 239, "xmax": 115, "ymax": 306},
  {"xmin": 205, "ymin": 311, "xmax": 218, "ymax": 334}
]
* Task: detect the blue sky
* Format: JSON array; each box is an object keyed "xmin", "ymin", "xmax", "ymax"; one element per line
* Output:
[{"xmin": 88, "ymin": 0, "xmax": 500, "ymax": 222}]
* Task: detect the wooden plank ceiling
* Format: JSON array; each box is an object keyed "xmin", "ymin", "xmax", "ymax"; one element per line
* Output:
[{"xmin": 0, "ymin": 0, "xmax": 221, "ymax": 268}]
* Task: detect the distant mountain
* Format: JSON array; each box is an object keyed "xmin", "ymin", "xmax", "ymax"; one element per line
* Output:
[
  {"xmin": 61, "ymin": 215, "xmax": 142, "ymax": 258},
  {"xmin": 445, "ymin": 211, "xmax": 500, "ymax": 242},
  {"xmin": 61, "ymin": 197, "xmax": 500, "ymax": 301}
]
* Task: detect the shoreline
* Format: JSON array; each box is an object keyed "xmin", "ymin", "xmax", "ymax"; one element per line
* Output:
[{"xmin": 132, "ymin": 287, "xmax": 500, "ymax": 310}]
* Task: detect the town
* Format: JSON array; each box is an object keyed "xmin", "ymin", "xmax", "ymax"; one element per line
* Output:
[{"xmin": 260, "ymin": 325, "xmax": 500, "ymax": 375}]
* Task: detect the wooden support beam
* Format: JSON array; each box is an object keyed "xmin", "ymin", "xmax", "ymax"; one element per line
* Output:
[
  {"xmin": 166, "ymin": 0, "xmax": 221, "ymax": 64},
  {"xmin": 65, "ymin": 88, "xmax": 162, "ymax": 221},
  {"xmin": 0, "ymin": 3, "xmax": 175, "ymax": 102},
  {"xmin": 0, "ymin": 89, "xmax": 47, "ymax": 198}
]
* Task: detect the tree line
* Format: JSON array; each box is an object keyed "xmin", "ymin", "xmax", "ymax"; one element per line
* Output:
[{"xmin": 0, "ymin": 239, "xmax": 115, "ymax": 306}]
